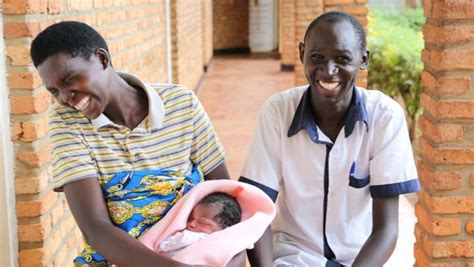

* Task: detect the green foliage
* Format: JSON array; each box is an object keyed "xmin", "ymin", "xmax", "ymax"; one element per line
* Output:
[{"xmin": 367, "ymin": 9, "xmax": 424, "ymax": 139}]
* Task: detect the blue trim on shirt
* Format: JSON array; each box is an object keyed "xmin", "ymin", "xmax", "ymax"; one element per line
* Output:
[
  {"xmin": 326, "ymin": 259, "xmax": 343, "ymax": 267},
  {"xmin": 323, "ymin": 144, "xmax": 336, "ymax": 261},
  {"xmin": 348, "ymin": 161, "xmax": 370, "ymax": 188},
  {"xmin": 238, "ymin": 176, "xmax": 278, "ymax": 202},
  {"xmin": 287, "ymin": 86, "xmax": 368, "ymax": 143},
  {"xmin": 370, "ymin": 179, "xmax": 420, "ymax": 198}
]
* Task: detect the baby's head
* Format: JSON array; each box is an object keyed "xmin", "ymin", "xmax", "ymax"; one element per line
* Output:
[{"xmin": 186, "ymin": 192, "xmax": 241, "ymax": 234}]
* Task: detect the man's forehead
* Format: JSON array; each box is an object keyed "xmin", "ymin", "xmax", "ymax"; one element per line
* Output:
[{"xmin": 312, "ymin": 19, "xmax": 354, "ymax": 35}]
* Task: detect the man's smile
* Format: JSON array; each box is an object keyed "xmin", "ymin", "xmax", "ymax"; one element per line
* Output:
[{"xmin": 318, "ymin": 81, "xmax": 340, "ymax": 91}]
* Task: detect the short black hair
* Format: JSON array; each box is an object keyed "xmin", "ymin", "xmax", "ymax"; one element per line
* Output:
[
  {"xmin": 30, "ymin": 21, "xmax": 109, "ymax": 67},
  {"xmin": 303, "ymin": 11, "xmax": 366, "ymax": 51},
  {"xmin": 198, "ymin": 192, "xmax": 241, "ymax": 228}
]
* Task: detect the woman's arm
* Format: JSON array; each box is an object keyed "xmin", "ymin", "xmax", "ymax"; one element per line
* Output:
[
  {"xmin": 64, "ymin": 177, "xmax": 197, "ymax": 267},
  {"xmin": 352, "ymin": 195, "xmax": 399, "ymax": 267},
  {"xmin": 204, "ymin": 162, "xmax": 230, "ymax": 180}
]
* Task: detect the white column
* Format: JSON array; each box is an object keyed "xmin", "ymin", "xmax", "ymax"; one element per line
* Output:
[
  {"xmin": 249, "ymin": 0, "xmax": 278, "ymax": 53},
  {"xmin": 0, "ymin": 12, "xmax": 19, "ymax": 267},
  {"xmin": 165, "ymin": 0, "xmax": 173, "ymax": 83}
]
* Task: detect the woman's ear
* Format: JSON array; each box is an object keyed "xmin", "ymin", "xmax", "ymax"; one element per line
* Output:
[{"xmin": 95, "ymin": 48, "xmax": 111, "ymax": 69}]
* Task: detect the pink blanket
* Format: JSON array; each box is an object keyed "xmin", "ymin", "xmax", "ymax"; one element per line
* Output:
[{"xmin": 139, "ymin": 179, "xmax": 276, "ymax": 266}]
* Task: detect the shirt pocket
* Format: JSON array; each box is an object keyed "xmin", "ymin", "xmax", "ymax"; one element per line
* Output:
[{"xmin": 348, "ymin": 161, "xmax": 370, "ymax": 188}]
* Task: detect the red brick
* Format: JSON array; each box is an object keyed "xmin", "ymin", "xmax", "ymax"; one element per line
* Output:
[
  {"xmin": 467, "ymin": 220, "xmax": 474, "ymax": 234},
  {"xmin": 18, "ymin": 216, "xmax": 52, "ymax": 242},
  {"xmin": 424, "ymin": 238, "xmax": 474, "ymax": 258},
  {"xmin": 6, "ymin": 46, "xmax": 33, "ymax": 66},
  {"xmin": 423, "ymin": 0, "xmax": 432, "ymax": 18},
  {"xmin": 12, "ymin": 116, "xmax": 49, "ymax": 142},
  {"xmin": 342, "ymin": 5, "xmax": 368, "ymax": 16},
  {"xmin": 471, "ymin": 173, "xmax": 474, "ymax": 188},
  {"xmin": 433, "ymin": 2, "xmax": 474, "ymax": 20},
  {"xmin": 421, "ymin": 93, "xmax": 474, "ymax": 120},
  {"xmin": 414, "ymin": 242, "xmax": 463, "ymax": 267},
  {"xmin": 9, "ymin": 90, "xmax": 51, "ymax": 115},
  {"xmin": 424, "ymin": 24, "xmax": 474, "ymax": 45},
  {"xmin": 324, "ymin": 0, "xmax": 354, "ymax": 5},
  {"xmin": 419, "ymin": 137, "xmax": 474, "ymax": 165},
  {"xmin": 7, "ymin": 72, "xmax": 42, "ymax": 90},
  {"xmin": 425, "ymin": 50, "xmax": 474, "ymax": 72},
  {"xmin": 4, "ymin": 22, "xmax": 41, "ymax": 39},
  {"xmin": 93, "ymin": 0, "xmax": 103, "ymax": 8},
  {"xmin": 415, "ymin": 203, "xmax": 461, "ymax": 236},
  {"xmin": 17, "ymin": 142, "xmax": 51, "ymax": 168},
  {"xmin": 421, "ymin": 71, "xmax": 470, "ymax": 95},
  {"xmin": 421, "ymin": 49, "xmax": 430, "ymax": 63},
  {"xmin": 48, "ymin": 0, "xmax": 64, "ymax": 14},
  {"xmin": 418, "ymin": 116, "xmax": 463, "ymax": 143},
  {"xmin": 427, "ymin": 193, "xmax": 474, "ymax": 214},
  {"xmin": 415, "ymin": 223, "xmax": 423, "ymax": 243},
  {"xmin": 3, "ymin": 0, "xmax": 48, "ymax": 14},
  {"xmin": 15, "ymin": 169, "xmax": 50, "ymax": 195},
  {"xmin": 417, "ymin": 160, "xmax": 462, "ymax": 192},
  {"xmin": 19, "ymin": 248, "xmax": 50, "ymax": 267},
  {"xmin": 16, "ymin": 190, "xmax": 57, "ymax": 218}
]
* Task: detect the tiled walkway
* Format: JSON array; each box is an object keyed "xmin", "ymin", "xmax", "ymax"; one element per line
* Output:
[{"xmin": 199, "ymin": 54, "xmax": 416, "ymax": 266}]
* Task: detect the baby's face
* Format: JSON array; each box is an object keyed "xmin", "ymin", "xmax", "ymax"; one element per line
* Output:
[{"xmin": 186, "ymin": 203, "xmax": 224, "ymax": 234}]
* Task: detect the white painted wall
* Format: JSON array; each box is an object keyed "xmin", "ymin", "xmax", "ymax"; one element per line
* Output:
[
  {"xmin": 0, "ymin": 11, "xmax": 19, "ymax": 267},
  {"xmin": 249, "ymin": 0, "xmax": 278, "ymax": 53}
]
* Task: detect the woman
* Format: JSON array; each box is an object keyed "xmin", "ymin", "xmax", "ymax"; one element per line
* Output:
[{"xmin": 31, "ymin": 21, "xmax": 242, "ymax": 266}]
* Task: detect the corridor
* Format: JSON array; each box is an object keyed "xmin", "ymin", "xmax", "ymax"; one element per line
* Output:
[{"xmin": 198, "ymin": 54, "xmax": 416, "ymax": 266}]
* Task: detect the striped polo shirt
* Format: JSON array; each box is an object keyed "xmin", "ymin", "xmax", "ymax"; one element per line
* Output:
[{"xmin": 49, "ymin": 72, "xmax": 225, "ymax": 191}]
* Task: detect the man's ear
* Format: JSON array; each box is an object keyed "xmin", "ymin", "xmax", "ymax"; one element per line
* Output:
[
  {"xmin": 360, "ymin": 49, "xmax": 369, "ymax": 70},
  {"xmin": 95, "ymin": 48, "xmax": 111, "ymax": 69},
  {"xmin": 298, "ymin": 42, "xmax": 305, "ymax": 64}
]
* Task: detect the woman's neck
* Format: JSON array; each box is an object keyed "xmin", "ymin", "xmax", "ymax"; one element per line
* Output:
[{"xmin": 104, "ymin": 72, "xmax": 149, "ymax": 129}]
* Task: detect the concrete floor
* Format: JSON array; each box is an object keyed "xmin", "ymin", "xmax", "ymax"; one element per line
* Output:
[{"xmin": 198, "ymin": 54, "xmax": 416, "ymax": 266}]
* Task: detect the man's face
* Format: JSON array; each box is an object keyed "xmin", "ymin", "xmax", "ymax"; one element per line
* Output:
[
  {"xmin": 299, "ymin": 20, "xmax": 368, "ymax": 104},
  {"xmin": 186, "ymin": 203, "xmax": 224, "ymax": 234},
  {"xmin": 37, "ymin": 50, "xmax": 111, "ymax": 119}
]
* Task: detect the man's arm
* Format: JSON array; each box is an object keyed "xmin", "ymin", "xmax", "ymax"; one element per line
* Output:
[
  {"xmin": 247, "ymin": 226, "xmax": 273, "ymax": 267},
  {"xmin": 64, "ymin": 177, "xmax": 197, "ymax": 267},
  {"xmin": 352, "ymin": 195, "xmax": 399, "ymax": 267}
]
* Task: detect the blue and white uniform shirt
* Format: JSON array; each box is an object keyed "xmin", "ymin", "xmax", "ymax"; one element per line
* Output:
[{"xmin": 240, "ymin": 86, "xmax": 420, "ymax": 267}]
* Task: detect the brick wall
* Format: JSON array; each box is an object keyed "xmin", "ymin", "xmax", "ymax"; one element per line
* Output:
[
  {"xmin": 170, "ymin": 0, "xmax": 205, "ymax": 89},
  {"xmin": 288, "ymin": 0, "xmax": 368, "ymax": 87},
  {"xmin": 294, "ymin": 0, "xmax": 324, "ymax": 86},
  {"xmin": 415, "ymin": 0, "xmax": 474, "ymax": 265},
  {"xmin": 279, "ymin": 0, "xmax": 296, "ymax": 70},
  {"xmin": 202, "ymin": 0, "xmax": 213, "ymax": 70},
  {"xmin": 3, "ymin": 1, "xmax": 170, "ymax": 266},
  {"xmin": 212, "ymin": 0, "xmax": 249, "ymax": 51}
]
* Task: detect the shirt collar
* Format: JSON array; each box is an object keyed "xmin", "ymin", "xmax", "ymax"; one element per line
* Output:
[
  {"xmin": 287, "ymin": 86, "xmax": 368, "ymax": 143},
  {"xmin": 91, "ymin": 72, "xmax": 165, "ymax": 130}
]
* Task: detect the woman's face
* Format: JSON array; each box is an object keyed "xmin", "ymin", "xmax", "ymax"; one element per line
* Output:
[
  {"xmin": 186, "ymin": 203, "xmax": 224, "ymax": 234},
  {"xmin": 37, "ymin": 50, "xmax": 112, "ymax": 119}
]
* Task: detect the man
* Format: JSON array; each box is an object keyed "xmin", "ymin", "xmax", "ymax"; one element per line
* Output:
[{"xmin": 241, "ymin": 11, "xmax": 420, "ymax": 267}]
